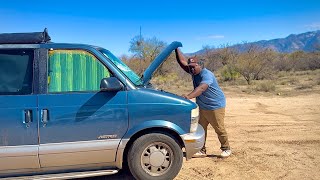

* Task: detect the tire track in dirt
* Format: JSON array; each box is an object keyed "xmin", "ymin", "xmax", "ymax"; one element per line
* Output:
[
  {"xmin": 251, "ymin": 102, "xmax": 300, "ymax": 121},
  {"xmin": 242, "ymin": 139, "xmax": 320, "ymax": 145},
  {"xmin": 176, "ymin": 167, "xmax": 213, "ymax": 180}
]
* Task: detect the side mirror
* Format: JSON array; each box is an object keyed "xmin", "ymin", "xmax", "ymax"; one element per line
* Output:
[{"xmin": 100, "ymin": 77, "xmax": 124, "ymax": 92}]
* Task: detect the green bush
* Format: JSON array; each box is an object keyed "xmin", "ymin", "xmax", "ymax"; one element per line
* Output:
[{"xmin": 220, "ymin": 65, "xmax": 240, "ymax": 81}]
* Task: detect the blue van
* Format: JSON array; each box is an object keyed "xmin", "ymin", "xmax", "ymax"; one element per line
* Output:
[{"xmin": 0, "ymin": 30, "xmax": 205, "ymax": 180}]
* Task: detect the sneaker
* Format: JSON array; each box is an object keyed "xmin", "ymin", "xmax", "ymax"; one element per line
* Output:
[
  {"xmin": 192, "ymin": 150, "xmax": 207, "ymax": 158},
  {"xmin": 220, "ymin": 150, "xmax": 232, "ymax": 158}
]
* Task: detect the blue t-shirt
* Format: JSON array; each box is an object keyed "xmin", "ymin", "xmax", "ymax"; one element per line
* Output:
[{"xmin": 193, "ymin": 68, "xmax": 226, "ymax": 110}]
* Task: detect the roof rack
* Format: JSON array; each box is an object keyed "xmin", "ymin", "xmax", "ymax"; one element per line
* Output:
[{"xmin": 0, "ymin": 28, "xmax": 51, "ymax": 44}]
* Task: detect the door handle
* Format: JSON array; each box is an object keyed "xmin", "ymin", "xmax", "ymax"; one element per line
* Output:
[
  {"xmin": 23, "ymin": 110, "xmax": 33, "ymax": 127},
  {"xmin": 41, "ymin": 109, "xmax": 49, "ymax": 127}
]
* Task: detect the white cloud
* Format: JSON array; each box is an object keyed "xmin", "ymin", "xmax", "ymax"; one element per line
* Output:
[
  {"xmin": 207, "ymin": 35, "xmax": 225, "ymax": 39},
  {"xmin": 305, "ymin": 23, "xmax": 320, "ymax": 30},
  {"xmin": 196, "ymin": 35, "xmax": 225, "ymax": 40}
]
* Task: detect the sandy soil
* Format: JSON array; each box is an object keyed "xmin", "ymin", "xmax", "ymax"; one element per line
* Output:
[
  {"xmin": 176, "ymin": 92, "xmax": 320, "ymax": 180},
  {"xmin": 94, "ymin": 91, "xmax": 320, "ymax": 180}
]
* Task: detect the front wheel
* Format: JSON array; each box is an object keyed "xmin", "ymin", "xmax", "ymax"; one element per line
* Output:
[{"xmin": 127, "ymin": 133, "xmax": 183, "ymax": 180}]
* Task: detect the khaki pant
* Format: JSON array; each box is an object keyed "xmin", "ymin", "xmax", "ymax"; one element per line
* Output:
[{"xmin": 199, "ymin": 108, "xmax": 230, "ymax": 151}]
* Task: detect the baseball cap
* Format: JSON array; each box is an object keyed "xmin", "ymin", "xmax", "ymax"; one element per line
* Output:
[
  {"xmin": 188, "ymin": 57, "xmax": 199, "ymax": 65},
  {"xmin": 188, "ymin": 57, "xmax": 205, "ymax": 67}
]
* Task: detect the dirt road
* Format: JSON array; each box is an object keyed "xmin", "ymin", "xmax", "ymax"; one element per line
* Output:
[
  {"xmin": 95, "ymin": 92, "xmax": 320, "ymax": 180},
  {"xmin": 176, "ymin": 92, "xmax": 320, "ymax": 180}
]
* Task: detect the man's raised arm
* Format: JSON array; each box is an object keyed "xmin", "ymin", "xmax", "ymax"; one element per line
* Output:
[{"xmin": 175, "ymin": 48, "xmax": 191, "ymax": 73}]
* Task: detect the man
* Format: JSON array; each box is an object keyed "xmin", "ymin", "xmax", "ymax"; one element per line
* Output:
[{"xmin": 175, "ymin": 48, "xmax": 231, "ymax": 158}]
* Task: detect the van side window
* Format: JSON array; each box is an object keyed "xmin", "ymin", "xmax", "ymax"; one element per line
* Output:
[
  {"xmin": 0, "ymin": 50, "xmax": 33, "ymax": 95},
  {"xmin": 48, "ymin": 50, "xmax": 111, "ymax": 93}
]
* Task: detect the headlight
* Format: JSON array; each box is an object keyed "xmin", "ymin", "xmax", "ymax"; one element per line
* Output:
[{"xmin": 190, "ymin": 102, "xmax": 199, "ymax": 133}]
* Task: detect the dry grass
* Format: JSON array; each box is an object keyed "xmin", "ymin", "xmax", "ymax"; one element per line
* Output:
[
  {"xmin": 150, "ymin": 69, "xmax": 320, "ymax": 97},
  {"xmin": 255, "ymin": 81, "xmax": 276, "ymax": 92},
  {"xmin": 151, "ymin": 73, "xmax": 193, "ymax": 95},
  {"xmin": 221, "ymin": 69, "xmax": 320, "ymax": 96}
]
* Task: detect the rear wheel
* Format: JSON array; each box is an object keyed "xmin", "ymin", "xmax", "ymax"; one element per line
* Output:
[{"xmin": 127, "ymin": 133, "xmax": 183, "ymax": 180}]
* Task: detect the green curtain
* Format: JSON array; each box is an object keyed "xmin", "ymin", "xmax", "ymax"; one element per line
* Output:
[{"xmin": 48, "ymin": 50, "xmax": 110, "ymax": 92}]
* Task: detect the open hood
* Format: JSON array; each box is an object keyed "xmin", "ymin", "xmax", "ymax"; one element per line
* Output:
[{"xmin": 142, "ymin": 41, "xmax": 182, "ymax": 85}]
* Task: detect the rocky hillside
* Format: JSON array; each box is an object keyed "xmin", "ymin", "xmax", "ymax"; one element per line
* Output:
[{"xmin": 194, "ymin": 30, "xmax": 320, "ymax": 54}]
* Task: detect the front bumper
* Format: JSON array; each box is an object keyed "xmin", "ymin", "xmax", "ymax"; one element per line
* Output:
[{"xmin": 180, "ymin": 125, "xmax": 205, "ymax": 160}]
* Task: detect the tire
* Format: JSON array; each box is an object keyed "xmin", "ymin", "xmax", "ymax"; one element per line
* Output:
[{"xmin": 127, "ymin": 133, "xmax": 183, "ymax": 180}]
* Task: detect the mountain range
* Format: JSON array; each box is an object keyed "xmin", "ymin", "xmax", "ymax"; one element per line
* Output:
[{"xmin": 194, "ymin": 30, "xmax": 320, "ymax": 54}]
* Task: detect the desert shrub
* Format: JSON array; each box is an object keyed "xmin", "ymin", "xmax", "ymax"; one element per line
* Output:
[
  {"xmin": 235, "ymin": 45, "xmax": 276, "ymax": 84},
  {"xmin": 255, "ymin": 81, "xmax": 276, "ymax": 92},
  {"xmin": 274, "ymin": 54, "xmax": 296, "ymax": 71},
  {"xmin": 288, "ymin": 77, "xmax": 299, "ymax": 85},
  {"xmin": 241, "ymin": 86, "xmax": 256, "ymax": 94},
  {"xmin": 220, "ymin": 65, "xmax": 240, "ymax": 81},
  {"xmin": 295, "ymin": 84, "xmax": 313, "ymax": 90},
  {"xmin": 296, "ymin": 70, "xmax": 312, "ymax": 76},
  {"xmin": 293, "ymin": 52, "xmax": 320, "ymax": 71},
  {"xmin": 316, "ymin": 75, "xmax": 320, "ymax": 85},
  {"xmin": 277, "ymin": 71, "xmax": 288, "ymax": 78},
  {"xmin": 152, "ymin": 73, "xmax": 179, "ymax": 86}
]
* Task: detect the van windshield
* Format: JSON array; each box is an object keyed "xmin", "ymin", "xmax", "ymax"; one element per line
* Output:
[{"xmin": 99, "ymin": 49, "xmax": 143, "ymax": 86}]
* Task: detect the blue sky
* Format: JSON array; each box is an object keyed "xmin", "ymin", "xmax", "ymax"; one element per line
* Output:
[{"xmin": 1, "ymin": 0, "xmax": 320, "ymax": 56}]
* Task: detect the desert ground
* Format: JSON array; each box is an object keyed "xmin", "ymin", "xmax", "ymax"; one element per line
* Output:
[
  {"xmin": 90, "ymin": 84, "xmax": 320, "ymax": 180},
  {"xmin": 175, "ymin": 90, "xmax": 320, "ymax": 180}
]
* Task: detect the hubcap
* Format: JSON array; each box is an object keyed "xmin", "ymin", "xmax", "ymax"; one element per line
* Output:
[
  {"xmin": 150, "ymin": 151, "xmax": 165, "ymax": 166},
  {"xmin": 141, "ymin": 142, "xmax": 173, "ymax": 176}
]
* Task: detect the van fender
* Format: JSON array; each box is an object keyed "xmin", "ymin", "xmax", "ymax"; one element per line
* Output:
[{"xmin": 123, "ymin": 120, "xmax": 186, "ymax": 139}]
